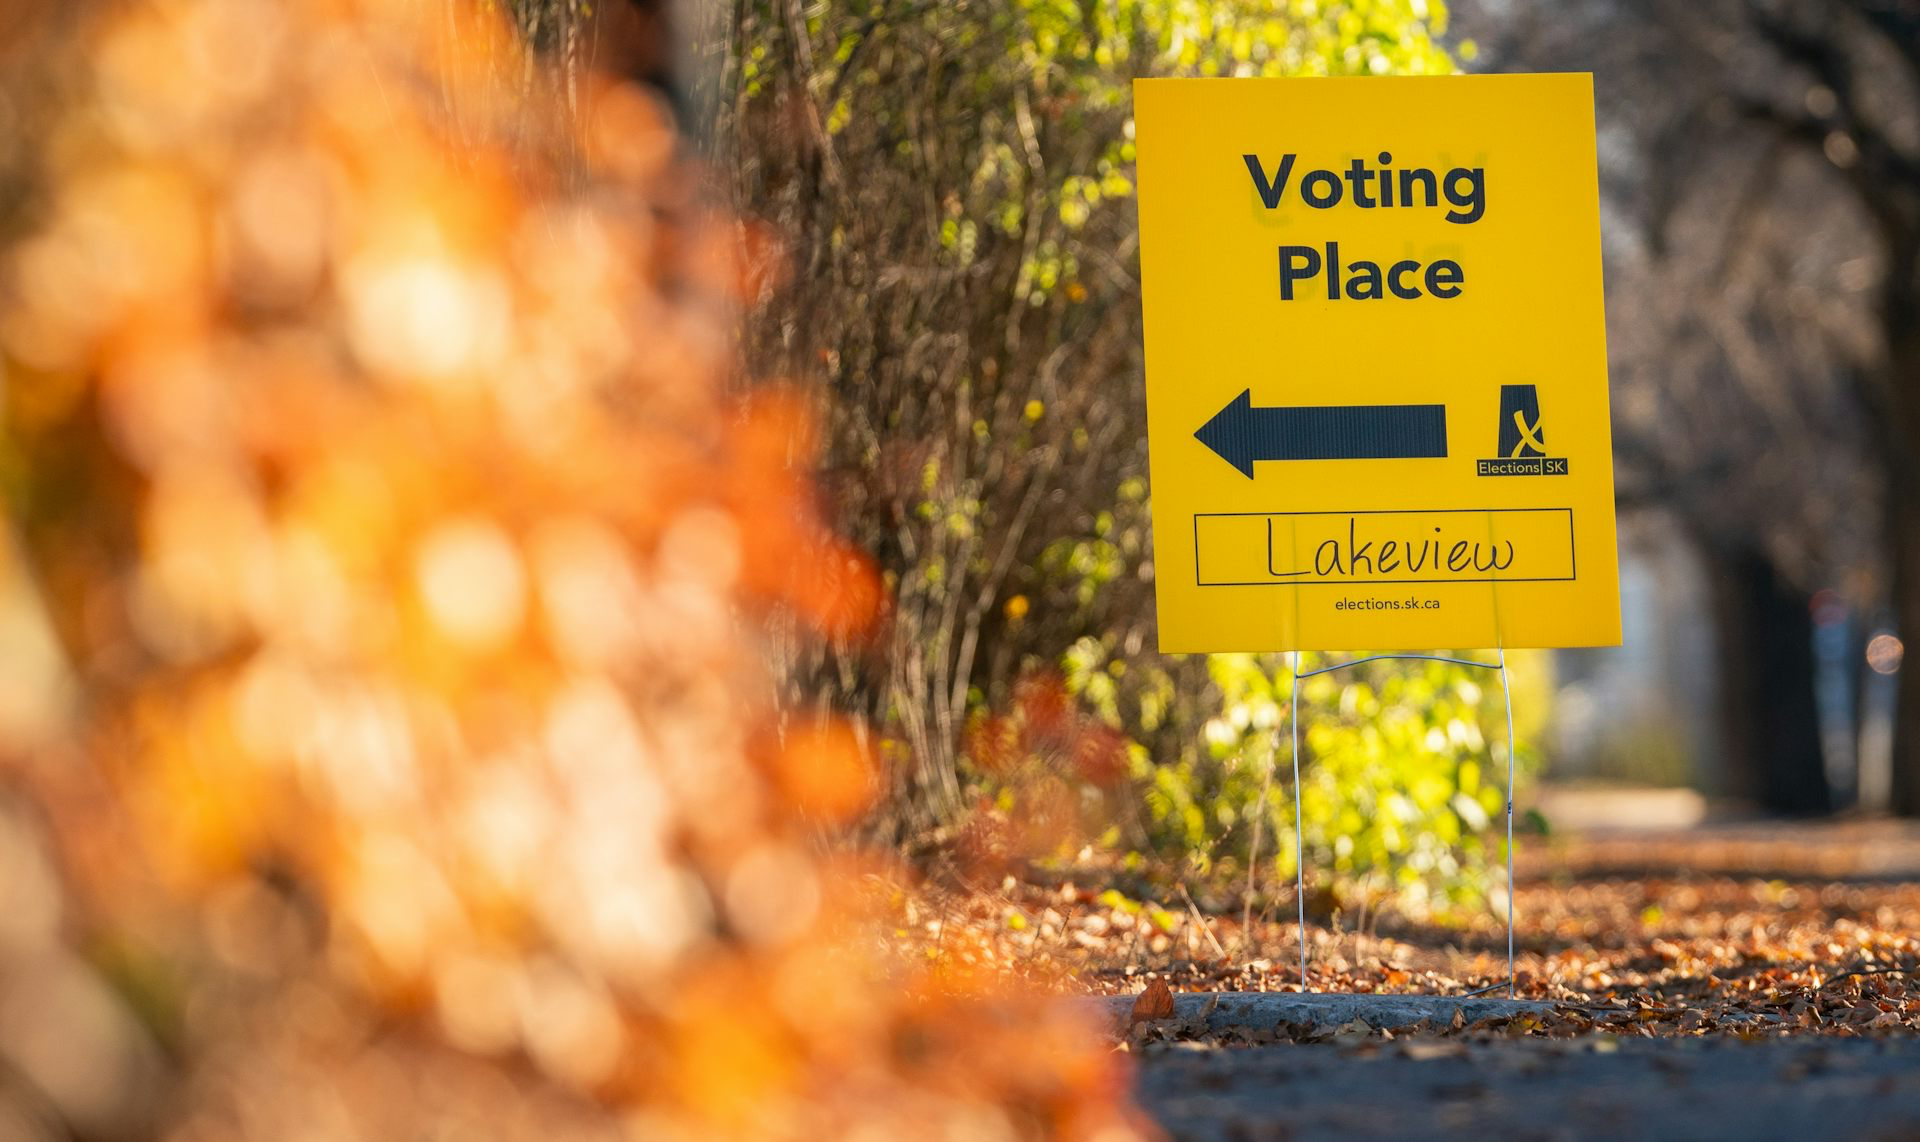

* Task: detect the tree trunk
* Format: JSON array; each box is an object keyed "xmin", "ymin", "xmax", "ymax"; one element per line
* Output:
[
  {"xmin": 1886, "ymin": 455, "xmax": 1920, "ymax": 815},
  {"xmin": 1704, "ymin": 545, "xmax": 1830, "ymax": 815},
  {"xmin": 1878, "ymin": 286, "xmax": 1920, "ymax": 816}
]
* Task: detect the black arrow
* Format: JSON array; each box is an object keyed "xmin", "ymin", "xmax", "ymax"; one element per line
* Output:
[{"xmin": 1194, "ymin": 389, "xmax": 1448, "ymax": 478}]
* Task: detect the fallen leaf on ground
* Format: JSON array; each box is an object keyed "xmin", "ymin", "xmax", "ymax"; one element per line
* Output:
[{"xmin": 1130, "ymin": 977, "xmax": 1175, "ymax": 1026}]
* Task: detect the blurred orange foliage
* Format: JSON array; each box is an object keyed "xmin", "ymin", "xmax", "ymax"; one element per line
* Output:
[{"xmin": 0, "ymin": 1, "xmax": 1144, "ymax": 1137}]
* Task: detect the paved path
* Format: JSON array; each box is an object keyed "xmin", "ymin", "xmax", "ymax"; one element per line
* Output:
[{"xmin": 1133, "ymin": 1036, "xmax": 1920, "ymax": 1141}]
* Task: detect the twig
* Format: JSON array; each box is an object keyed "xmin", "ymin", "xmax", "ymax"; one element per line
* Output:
[
  {"xmin": 1178, "ymin": 883, "xmax": 1230, "ymax": 962},
  {"xmin": 1816, "ymin": 963, "xmax": 1918, "ymax": 987}
]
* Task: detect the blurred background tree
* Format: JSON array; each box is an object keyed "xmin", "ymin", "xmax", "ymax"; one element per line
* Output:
[
  {"xmin": 1451, "ymin": 0, "xmax": 1915, "ymax": 818},
  {"xmin": 1725, "ymin": 0, "xmax": 1920, "ymax": 815}
]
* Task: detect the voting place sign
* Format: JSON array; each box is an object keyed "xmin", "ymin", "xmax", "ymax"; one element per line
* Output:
[{"xmin": 1134, "ymin": 74, "xmax": 1621, "ymax": 653}]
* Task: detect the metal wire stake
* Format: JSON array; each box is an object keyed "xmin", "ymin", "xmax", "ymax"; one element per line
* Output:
[
  {"xmin": 1291, "ymin": 649, "xmax": 1307, "ymax": 991},
  {"xmin": 1499, "ymin": 645, "xmax": 1517, "ymax": 999},
  {"xmin": 1282, "ymin": 649, "xmax": 1520, "ymax": 998}
]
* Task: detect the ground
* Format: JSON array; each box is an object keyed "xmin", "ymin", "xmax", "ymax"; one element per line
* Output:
[
  {"xmin": 1133, "ymin": 1036, "xmax": 1920, "ymax": 1140},
  {"xmin": 906, "ymin": 807, "xmax": 1920, "ymax": 1138}
]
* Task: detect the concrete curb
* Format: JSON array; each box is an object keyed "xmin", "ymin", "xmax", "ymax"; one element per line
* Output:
[{"xmin": 1095, "ymin": 991, "xmax": 1554, "ymax": 1035}]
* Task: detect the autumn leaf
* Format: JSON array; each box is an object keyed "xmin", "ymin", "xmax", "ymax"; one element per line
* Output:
[{"xmin": 1130, "ymin": 977, "xmax": 1175, "ymax": 1026}]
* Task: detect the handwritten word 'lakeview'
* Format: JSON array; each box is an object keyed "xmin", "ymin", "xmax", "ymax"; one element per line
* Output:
[
  {"xmin": 1243, "ymin": 152, "xmax": 1488, "ymax": 301},
  {"xmin": 1267, "ymin": 518, "xmax": 1513, "ymax": 579}
]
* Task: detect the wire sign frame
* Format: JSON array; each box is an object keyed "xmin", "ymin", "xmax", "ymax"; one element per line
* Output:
[{"xmin": 1280, "ymin": 649, "xmax": 1519, "ymax": 999}]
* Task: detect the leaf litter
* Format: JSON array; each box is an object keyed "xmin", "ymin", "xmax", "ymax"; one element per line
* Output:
[{"xmin": 893, "ymin": 822, "xmax": 1920, "ymax": 1050}]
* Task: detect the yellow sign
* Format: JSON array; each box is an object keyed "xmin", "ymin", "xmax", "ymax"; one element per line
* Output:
[{"xmin": 1134, "ymin": 73, "xmax": 1621, "ymax": 652}]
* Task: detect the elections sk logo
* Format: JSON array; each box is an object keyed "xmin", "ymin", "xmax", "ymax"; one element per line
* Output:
[{"xmin": 1478, "ymin": 384, "xmax": 1568, "ymax": 476}]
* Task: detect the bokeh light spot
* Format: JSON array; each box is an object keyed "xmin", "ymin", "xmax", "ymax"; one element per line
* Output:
[
  {"xmin": 415, "ymin": 516, "xmax": 526, "ymax": 651},
  {"xmin": 1868, "ymin": 633, "xmax": 1904, "ymax": 675}
]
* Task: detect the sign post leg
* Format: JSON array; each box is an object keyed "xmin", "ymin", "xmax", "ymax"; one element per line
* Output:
[
  {"xmin": 1291, "ymin": 650, "xmax": 1307, "ymax": 991},
  {"xmin": 1500, "ymin": 646, "xmax": 1517, "ymax": 999}
]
